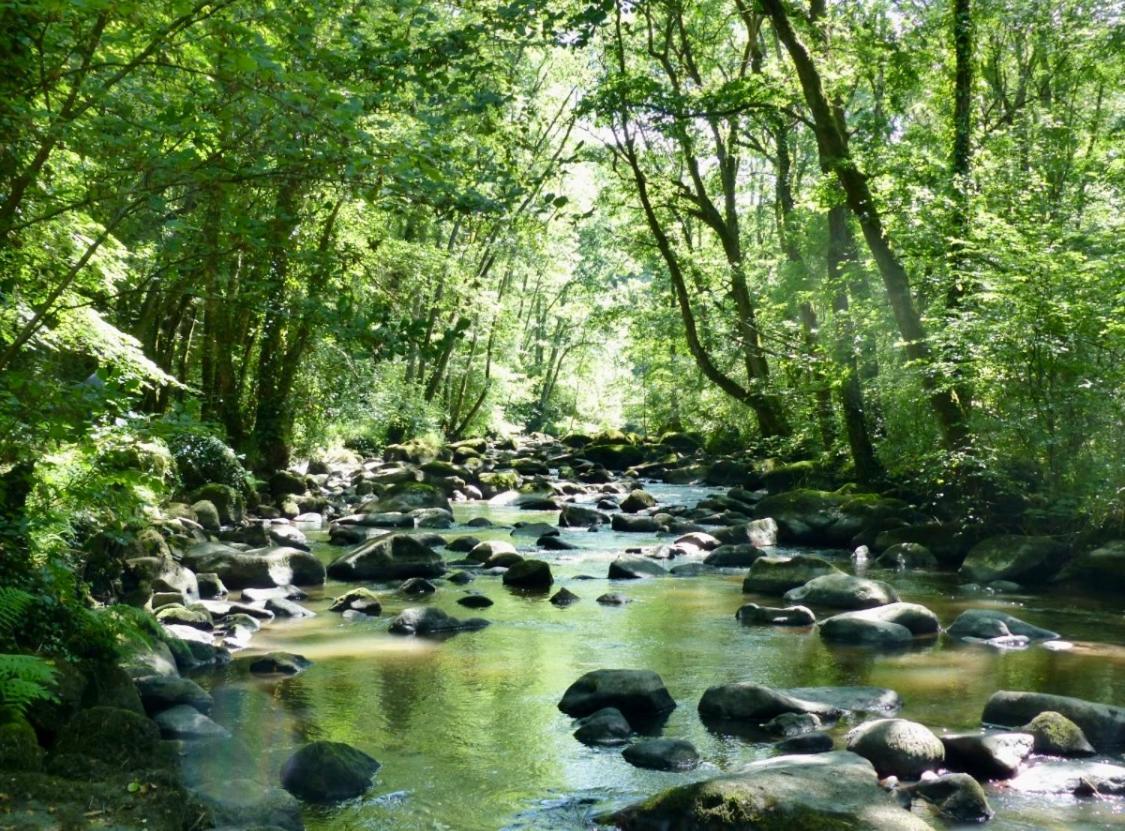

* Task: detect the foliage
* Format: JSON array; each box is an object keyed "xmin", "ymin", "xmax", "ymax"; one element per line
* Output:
[{"xmin": 0, "ymin": 589, "xmax": 57, "ymax": 718}]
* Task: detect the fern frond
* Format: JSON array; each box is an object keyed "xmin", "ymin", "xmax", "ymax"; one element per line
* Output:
[
  {"xmin": 0, "ymin": 588, "xmax": 35, "ymax": 637},
  {"xmin": 0, "ymin": 653, "xmax": 57, "ymax": 717}
]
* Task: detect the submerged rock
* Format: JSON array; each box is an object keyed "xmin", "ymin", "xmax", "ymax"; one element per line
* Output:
[
  {"xmin": 698, "ymin": 682, "xmax": 842, "ymax": 723},
  {"xmin": 328, "ymin": 587, "xmax": 382, "ymax": 615},
  {"xmin": 153, "ymin": 704, "xmax": 231, "ymax": 739},
  {"xmin": 598, "ymin": 751, "xmax": 934, "ymax": 830},
  {"xmin": 622, "ymin": 738, "xmax": 700, "ymax": 771},
  {"xmin": 573, "ymin": 707, "xmax": 632, "ymax": 746},
  {"xmin": 820, "ymin": 602, "xmax": 940, "ymax": 645},
  {"xmin": 596, "ymin": 592, "xmax": 631, "ymax": 605},
  {"xmin": 558, "ymin": 669, "xmax": 676, "ymax": 725},
  {"xmin": 736, "ymin": 603, "xmax": 815, "ymax": 627},
  {"xmin": 550, "ymin": 587, "xmax": 580, "ymax": 606},
  {"xmin": 193, "ymin": 777, "xmax": 302, "ymax": 831},
  {"xmin": 903, "ymin": 772, "xmax": 994, "ymax": 823},
  {"xmin": 280, "ymin": 740, "xmax": 381, "ymax": 803},
  {"xmin": 249, "ymin": 652, "xmax": 312, "ymax": 676},
  {"xmin": 947, "ymin": 609, "xmax": 1059, "ymax": 641},
  {"xmin": 845, "ymin": 718, "xmax": 944, "ymax": 780},
  {"xmin": 388, "ymin": 607, "xmax": 490, "ymax": 636},
  {"xmin": 608, "ymin": 556, "xmax": 666, "ymax": 579},
  {"xmin": 776, "ymin": 731, "xmax": 834, "ymax": 754},
  {"xmin": 457, "ymin": 592, "xmax": 493, "ymax": 609},
  {"xmin": 135, "ymin": 676, "xmax": 212, "ymax": 715}
]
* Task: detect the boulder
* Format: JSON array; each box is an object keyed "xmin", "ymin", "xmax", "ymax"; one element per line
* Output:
[
  {"xmin": 904, "ymin": 773, "xmax": 993, "ymax": 823},
  {"xmin": 468, "ymin": 539, "xmax": 517, "ymax": 563},
  {"xmin": 820, "ymin": 603, "xmax": 940, "ymax": 645},
  {"xmin": 608, "ymin": 556, "xmax": 666, "ymax": 579},
  {"xmin": 189, "ymin": 484, "xmax": 244, "ymax": 525},
  {"xmin": 714, "ymin": 518, "xmax": 780, "ymax": 548},
  {"xmin": 388, "ymin": 607, "xmax": 489, "ymax": 636},
  {"xmin": 135, "ymin": 676, "xmax": 212, "ymax": 715},
  {"xmin": 764, "ymin": 712, "xmax": 822, "ymax": 738},
  {"xmin": 265, "ymin": 597, "xmax": 315, "ymax": 618},
  {"xmin": 704, "ymin": 544, "xmax": 766, "ymax": 567},
  {"xmin": 399, "ymin": 577, "xmax": 437, "ymax": 595},
  {"xmin": 941, "ymin": 731, "xmax": 1033, "ymax": 780},
  {"xmin": 946, "ymin": 609, "xmax": 1059, "ymax": 641},
  {"xmin": 698, "ymin": 682, "xmax": 841, "ymax": 723},
  {"xmin": 982, "ymin": 691, "xmax": 1125, "ymax": 751},
  {"xmin": 751, "ymin": 489, "xmax": 915, "ymax": 547},
  {"xmin": 596, "ymin": 592, "xmax": 631, "ymax": 605},
  {"xmin": 280, "ymin": 740, "xmax": 380, "ymax": 803},
  {"xmin": 328, "ymin": 587, "xmax": 382, "ymax": 615},
  {"xmin": 539, "ymin": 534, "xmax": 577, "ymax": 550},
  {"xmin": 359, "ymin": 481, "xmax": 452, "ymax": 514},
  {"xmin": 326, "ymin": 533, "xmax": 444, "ymax": 581},
  {"xmin": 445, "ymin": 535, "xmax": 481, "ymax": 553},
  {"xmin": 742, "ymin": 555, "xmax": 841, "ymax": 594},
  {"xmin": 845, "ymin": 718, "xmax": 944, "ymax": 779},
  {"xmin": 959, "ymin": 535, "xmax": 1070, "ymax": 584},
  {"xmin": 559, "ymin": 503, "xmax": 607, "ymax": 527},
  {"xmin": 502, "ymin": 559, "xmax": 553, "ymax": 590},
  {"xmin": 776, "ymin": 731, "xmax": 834, "ymax": 754},
  {"xmin": 1057, "ymin": 540, "xmax": 1125, "ymax": 592},
  {"xmin": 550, "ymin": 587, "xmax": 580, "ymax": 606},
  {"xmin": 196, "ymin": 572, "xmax": 227, "ymax": 599},
  {"xmin": 620, "ymin": 489, "xmax": 656, "ymax": 513},
  {"xmin": 783, "ymin": 686, "xmax": 902, "ymax": 716},
  {"xmin": 55, "ymin": 707, "xmax": 161, "ymax": 770},
  {"xmin": 736, "ymin": 603, "xmax": 815, "ymax": 627},
  {"xmin": 457, "ymin": 593, "xmax": 493, "ymax": 609},
  {"xmin": 874, "ymin": 523, "xmax": 967, "ymax": 567},
  {"xmin": 182, "ymin": 543, "xmax": 325, "ymax": 589},
  {"xmin": 558, "ymin": 669, "xmax": 676, "ymax": 725},
  {"xmin": 573, "ymin": 707, "xmax": 632, "ymax": 746},
  {"xmin": 622, "ymin": 738, "xmax": 700, "ymax": 771},
  {"xmin": 153, "ymin": 704, "xmax": 230, "ymax": 739},
  {"xmin": 611, "ymin": 513, "xmax": 663, "ymax": 533},
  {"xmin": 192, "ymin": 778, "xmax": 302, "ymax": 831},
  {"xmin": 598, "ymin": 751, "xmax": 934, "ymax": 830},
  {"xmin": 192, "ymin": 499, "xmax": 221, "ymax": 531},
  {"xmin": 875, "ymin": 542, "xmax": 938, "ymax": 570},
  {"xmin": 1023, "ymin": 711, "xmax": 1096, "ymax": 756},
  {"xmin": 249, "ymin": 652, "xmax": 312, "ymax": 676},
  {"xmin": 783, "ymin": 572, "xmax": 899, "ymax": 609}
]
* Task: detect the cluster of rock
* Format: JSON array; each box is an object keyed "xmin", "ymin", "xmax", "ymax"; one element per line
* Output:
[{"xmin": 554, "ymin": 669, "xmax": 1125, "ymax": 829}]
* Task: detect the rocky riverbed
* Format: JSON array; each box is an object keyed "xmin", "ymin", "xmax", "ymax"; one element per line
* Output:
[{"xmin": 9, "ymin": 434, "xmax": 1124, "ymax": 830}]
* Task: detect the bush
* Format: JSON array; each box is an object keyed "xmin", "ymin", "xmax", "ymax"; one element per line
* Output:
[{"xmin": 167, "ymin": 432, "xmax": 250, "ymax": 494}]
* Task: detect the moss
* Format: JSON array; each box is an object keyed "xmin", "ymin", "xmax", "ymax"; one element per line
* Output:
[
  {"xmin": 1025, "ymin": 710, "xmax": 1095, "ymax": 756},
  {"xmin": 0, "ymin": 719, "xmax": 44, "ymax": 772},
  {"xmin": 188, "ymin": 483, "xmax": 244, "ymax": 524},
  {"xmin": 54, "ymin": 706, "xmax": 161, "ymax": 770},
  {"xmin": 25, "ymin": 659, "xmax": 86, "ymax": 745},
  {"xmin": 83, "ymin": 663, "xmax": 144, "ymax": 715}
]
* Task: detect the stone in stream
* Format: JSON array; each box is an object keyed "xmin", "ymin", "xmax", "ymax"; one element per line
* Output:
[
  {"xmin": 135, "ymin": 676, "xmax": 213, "ymax": 715},
  {"xmin": 445, "ymin": 535, "xmax": 481, "ymax": 553},
  {"xmin": 196, "ymin": 572, "xmax": 228, "ymax": 599},
  {"xmin": 242, "ymin": 585, "xmax": 307, "ymax": 602},
  {"xmin": 457, "ymin": 592, "xmax": 493, "ymax": 609},
  {"xmin": 328, "ymin": 587, "xmax": 382, "ymax": 615},
  {"xmin": 946, "ymin": 609, "xmax": 1060, "ymax": 641},
  {"xmin": 940, "ymin": 731, "xmax": 1033, "ymax": 780},
  {"xmin": 538, "ymin": 534, "xmax": 577, "ymax": 550},
  {"xmin": 326, "ymin": 533, "xmax": 444, "ymax": 581},
  {"xmin": 264, "ymin": 597, "xmax": 315, "ymax": 618},
  {"xmin": 249, "ymin": 652, "xmax": 312, "ymax": 676},
  {"xmin": 675, "ymin": 531, "xmax": 720, "ymax": 551},
  {"xmin": 712, "ymin": 517, "xmax": 779, "ymax": 548},
  {"xmin": 875, "ymin": 542, "xmax": 938, "ymax": 570},
  {"xmin": 782, "ymin": 686, "xmax": 902, "ymax": 717},
  {"xmin": 182, "ymin": 542, "xmax": 326, "ymax": 589},
  {"xmin": 764, "ymin": 712, "xmax": 821, "ymax": 737},
  {"xmin": 623, "ymin": 738, "xmax": 700, "ymax": 771},
  {"xmin": 549, "ymin": 587, "xmax": 580, "ymax": 606},
  {"xmin": 1058, "ymin": 539, "xmax": 1125, "ymax": 592},
  {"xmin": 192, "ymin": 778, "xmax": 302, "ymax": 831},
  {"xmin": 468, "ymin": 539, "xmax": 517, "ymax": 563},
  {"xmin": 903, "ymin": 773, "xmax": 994, "ymax": 824},
  {"xmin": 698, "ymin": 682, "xmax": 843, "ymax": 724},
  {"xmin": 388, "ymin": 606, "xmax": 489, "ymax": 636},
  {"xmin": 742, "ymin": 555, "xmax": 841, "ymax": 595},
  {"xmin": 704, "ymin": 544, "xmax": 766, "ymax": 567},
  {"xmin": 503, "ymin": 559, "xmax": 553, "ymax": 589},
  {"xmin": 597, "ymin": 751, "xmax": 935, "ymax": 830},
  {"xmin": 155, "ymin": 604, "xmax": 212, "ymax": 630},
  {"xmin": 359, "ymin": 481, "xmax": 452, "ymax": 514},
  {"xmin": 465, "ymin": 516, "xmax": 494, "ymax": 527},
  {"xmin": 399, "ymin": 577, "xmax": 437, "ymax": 595},
  {"xmin": 611, "ymin": 513, "xmax": 663, "ymax": 533},
  {"xmin": 819, "ymin": 602, "xmax": 940, "ymax": 645},
  {"xmin": 775, "ymin": 731, "xmax": 834, "ymax": 754},
  {"xmin": 558, "ymin": 669, "xmax": 676, "ymax": 726},
  {"xmin": 668, "ymin": 562, "xmax": 710, "ymax": 577},
  {"xmin": 558, "ymin": 503, "xmax": 608, "ymax": 527},
  {"xmin": 154, "ymin": 704, "xmax": 231, "ymax": 739},
  {"xmin": 485, "ymin": 551, "xmax": 524, "ymax": 568},
  {"xmin": 783, "ymin": 572, "xmax": 899, "ymax": 609},
  {"xmin": 608, "ymin": 556, "xmax": 666, "ymax": 579},
  {"xmin": 280, "ymin": 740, "xmax": 381, "ymax": 803},
  {"xmin": 1022, "ymin": 711, "xmax": 1096, "ymax": 756},
  {"xmin": 447, "ymin": 570, "xmax": 474, "ymax": 585},
  {"xmin": 736, "ymin": 603, "xmax": 816, "ymax": 627},
  {"xmin": 959, "ymin": 534, "xmax": 1070, "ymax": 585},
  {"xmin": 982, "ymin": 690, "xmax": 1125, "ymax": 752},
  {"xmin": 845, "ymin": 718, "xmax": 944, "ymax": 780},
  {"xmin": 573, "ymin": 707, "xmax": 632, "ymax": 746},
  {"xmin": 619, "ymin": 489, "xmax": 656, "ymax": 513},
  {"xmin": 596, "ymin": 592, "xmax": 631, "ymax": 605}
]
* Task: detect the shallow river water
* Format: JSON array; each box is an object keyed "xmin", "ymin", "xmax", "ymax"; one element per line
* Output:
[{"xmin": 198, "ymin": 483, "xmax": 1124, "ymax": 830}]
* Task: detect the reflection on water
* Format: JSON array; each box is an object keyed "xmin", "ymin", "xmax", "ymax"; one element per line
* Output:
[{"xmin": 197, "ymin": 484, "xmax": 1125, "ymax": 830}]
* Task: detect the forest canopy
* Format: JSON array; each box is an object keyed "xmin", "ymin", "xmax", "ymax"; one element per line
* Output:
[{"xmin": 1, "ymin": 0, "xmax": 1123, "ymax": 625}]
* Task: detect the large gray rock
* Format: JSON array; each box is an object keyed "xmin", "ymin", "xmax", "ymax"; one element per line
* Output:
[
  {"xmin": 875, "ymin": 542, "xmax": 938, "ymax": 570},
  {"xmin": 182, "ymin": 543, "xmax": 325, "ymax": 589},
  {"xmin": 946, "ymin": 609, "xmax": 1059, "ymax": 641},
  {"xmin": 904, "ymin": 773, "xmax": 994, "ymax": 823},
  {"xmin": 736, "ymin": 603, "xmax": 816, "ymax": 627},
  {"xmin": 153, "ymin": 704, "xmax": 230, "ymax": 739},
  {"xmin": 782, "ymin": 686, "xmax": 902, "ymax": 716},
  {"xmin": 559, "ymin": 502, "xmax": 608, "ymax": 527},
  {"xmin": 388, "ymin": 607, "xmax": 489, "ymax": 636},
  {"xmin": 280, "ymin": 740, "xmax": 381, "ymax": 803},
  {"xmin": 326, "ymin": 533, "xmax": 444, "ymax": 581},
  {"xmin": 752, "ymin": 489, "xmax": 916, "ymax": 547},
  {"xmin": 608, "ymin": 556, "xmax": 666, "ymax": 579},
  {"xmin": 192, "ymin": 778, "xmax": 302, "ymax": 831},
  {"xmin": 573, "ymin": 707, "xmax": 632, "ymax": 746},
  {"xmin": 622, "ymin": 738, "xmax": 700, "ymax": 771},
  {"xmin": 328, "ymin": 587, "xmax": 382, "ymax": 615},
  {"xmin": 704, "ymin": 544, "xmax": 766, "ymax": 567},
  {"xmin": 845, "ymin": 718, "xmax": 944, "ymax": 779},
  {"xmin": 959, "ymin": 535, "xmax": 1070, "ymax": 584},
  {"xmin": 698, "ymin": 682, "xmax": 841, "ymax": 723},
  {"xmin": 1057, "ymin": 540, "xmax": 1125, "ymax": 592},
  {"xmin": 558, "ymin": 669, "xmax": 676, "ymax": 725},
  {"xmin": 941, "ymin": 731, "xmax": 1033, "ymax": 780},
  {"xmin": 598, "ymin": 751, "xmax": 935, "ymax": 830},
  {"xmin": 820, "ymin": 602, "xmax": 939, "ymax": 645},
  {"xmin": 502, "ymin": 558, "xmax": 553, "ymax": 589},
  {"xmin": 620, "ymin": 489, "xmax": 656, "ymax": 513},
  {"xmin": 611, "ymin": 513, "xmax": 663, "ymax": 533},
  {"xmin": 1023, "ymin": 711, "xmax": 1096, "ymax": 756},
  {"xmin": 359, "ymin": 481, "xmax": 452, "ymax": 514},
  {"xmin": 783, "ymin": 572, "xmax": 898, "ymax": 609},
  {"xmin": 135, "ymin": 676, "xmax": 212, "ymax": 715},
  {"xmin": 742, "ymin": 555, "xmax": 841, "ymax": 594},
  {"xmin": 982, "ymin": 691, "xmax": 1125, "ymax": 752}
]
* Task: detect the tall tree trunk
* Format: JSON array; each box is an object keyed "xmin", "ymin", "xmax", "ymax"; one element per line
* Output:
[{"xmin": 761, "ymin": 0, "xmax": 969, "ymax": 451}]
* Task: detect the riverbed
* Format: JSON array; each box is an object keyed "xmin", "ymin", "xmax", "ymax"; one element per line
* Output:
[{"xmin": 197, "ymin": 482, "xmax": 1125, "ymax": 830}]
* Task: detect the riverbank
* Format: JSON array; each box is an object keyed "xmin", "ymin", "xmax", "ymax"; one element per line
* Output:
[{"xmin": 4, "ymin": 432, "xmax": 1123, "ymax": 829}]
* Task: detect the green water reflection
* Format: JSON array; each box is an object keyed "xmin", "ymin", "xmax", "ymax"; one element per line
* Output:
[{"xmin": 199, "ymin": 487, "xmax": 1125, "ymax": 830}]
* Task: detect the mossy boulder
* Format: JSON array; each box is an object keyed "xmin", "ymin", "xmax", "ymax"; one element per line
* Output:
[
  {"xmin": 742, "ymin": 555, "xmax": 842, "ymax": 595},
  {"xmin": 269, "ymin": 469, "xmax": 308, "ymax": 499},
  {"xmin": 753, "ymin": 488, "xmax": 915, "ymax": 547},
  {"xmin": 1022, "ymin": 711, "xmax": 1096, "ymax": 756},
  {"xmin": 873, "ymin": 523, "xmax": 968, "ymax": 568},
  {"xmin": 360, "ymin": 481, "xmax": 452, "ymax": 514},
  {"xmin": 1057, "ymin": 540, "xmax": 1125, "ymax": 593},
  {"xmin": 280, "ymin": 740, "xmax": 381, "ymax": 803},
  {"xmin": 188, "ymin": 483, "xmax": 244, "ymax": 525},
  {"xmin": 581, "ymin": 443, "xmax": 648, "ymax": 470},
  {"xmin": 960, "ymin": 535, "xmax": 1070, "ymax": 584},
  {"xmin": 761, "ymin": 459, "xmax": 836, "ymax": 493},
  {"xmin": 0, "ymin": 718, "xmax": 44, "ymax": 772},
  {"xmin": 54, "ymin": 706, "xmax": 161, "ymax": 770},
  {"xmin": 846, "ymin": 718, "xmax": 945, "ymax": 780},
  {"xmin": 25, "ymin": 659, "xmax": 87, "ymax": 745},
  {"xmin": 182, "ymin": 542, "xmax": 325, "ymax": 589},
  {"xmin": 83, "ymin": 663, "xmax": 144, "ymax": 715},
  {"xmin": 326, "ymin": 533, "xmax": 444, "ymax": 581},
  {"xmin": 502, "ymin": 559, "xmax": 553, "ymax": 590},
  {"xmin": 598, "ymin": 751, "xmax": 935, "ymax": 830}
]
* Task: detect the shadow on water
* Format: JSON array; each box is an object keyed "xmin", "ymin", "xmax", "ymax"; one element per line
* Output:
[{"xmin": 191, "ymin": 483, "xmax": 1125, "ymax": 830}]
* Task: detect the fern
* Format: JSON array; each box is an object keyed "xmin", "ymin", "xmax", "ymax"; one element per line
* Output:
[{"xmin": 0, "ymin": 588, "xmax": 58, "ymax": 718}]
